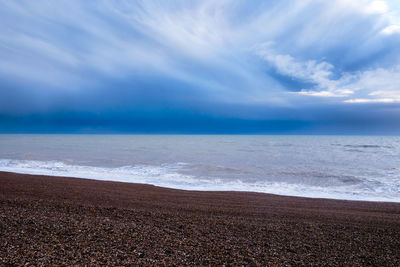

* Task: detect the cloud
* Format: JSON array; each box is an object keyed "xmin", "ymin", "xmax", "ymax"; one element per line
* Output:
[
  {"xmin": 382, "ymin": 25, "xmax": 400, "ymax": 34},
  {"xmin": 254, "ymin": 43, "xmax": 334, "ymax": 85},
  {"xmin": 344, "ymin": 98, "xmax": 399, "ymax": 103},
  {"xmin": 254, "ymin": 41, "xmax": 400, "ymax": 104},
  {"xmin": 296, "ymin": 65, "xmax": 400, "ymax": 104},
  {"xmin": 1, "ymin": 0, "xmax": 400, "ymax": 132},
  {"xmin": 298, "ymin": 90, "xmax": 354, "ymax": 98},
  {"xmin": 254, "ymin": 43, "xmax": 356, "ymax": 98},
  {"xmin": 364, "ymin": 1, "xmax": 389, "ymax": 14},
  {"xmin": 340, "ymin": 67, "xmax": 400, "ymax": 103}
]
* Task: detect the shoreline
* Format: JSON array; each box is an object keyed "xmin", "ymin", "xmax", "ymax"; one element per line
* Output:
[
  {"xmin": 1, "ymin": 171, "xmax": 400, "ymax": 265},
  {"xmin": 0, "ymin": 167, "xmax": 396, "ymax": 203}
]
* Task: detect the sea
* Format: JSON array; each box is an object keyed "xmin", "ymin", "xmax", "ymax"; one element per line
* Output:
[{"xmin": 0, "ymin": 134, "xmax": 399, "ymax": 202}]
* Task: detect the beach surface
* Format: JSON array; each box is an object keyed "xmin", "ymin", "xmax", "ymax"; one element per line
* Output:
[{"xmin": 1, "ymin": 171, "xmax": 400, "ymax": 266}]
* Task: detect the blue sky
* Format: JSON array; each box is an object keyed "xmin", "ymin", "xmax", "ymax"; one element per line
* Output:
[{"xmin": 1, "ymin": 0, "xmax": 400, "ymax": 133}]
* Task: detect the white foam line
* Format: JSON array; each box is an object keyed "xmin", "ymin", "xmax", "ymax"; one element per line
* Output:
[{"xmin": 0, "ymin": 159, "xmax": 398, "ymax": 202}]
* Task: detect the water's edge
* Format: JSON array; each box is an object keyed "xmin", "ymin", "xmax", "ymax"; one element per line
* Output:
[
  {"xmin": 1, "ymin": 135, "xmax": 399, "ymax": 203},
  {"xmin": 0, "ymin": 159, "xmax": 398, "ymax": 203}
]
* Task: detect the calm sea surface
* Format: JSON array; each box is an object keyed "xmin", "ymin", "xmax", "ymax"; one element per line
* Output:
[{"xmin": 0, "ymin": 134, "xmax": 399, "ymax": 202}]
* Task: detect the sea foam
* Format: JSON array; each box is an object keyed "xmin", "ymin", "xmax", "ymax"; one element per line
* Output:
[{"xmin": 0, "ymin": 158, "xmax": 398, "ymax": 202}]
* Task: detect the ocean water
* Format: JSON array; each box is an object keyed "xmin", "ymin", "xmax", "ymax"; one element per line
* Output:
[{"xmin": 0, "ymin": 134, "xmax": 399, "ymax": 202}]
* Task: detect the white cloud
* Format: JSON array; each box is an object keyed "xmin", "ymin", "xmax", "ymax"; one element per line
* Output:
[
  {"xmin": 298, "ymin": 90, "xmax": 353, "ymax": 97},
  {"xmin": 364, "ymin": 1, "xmax": 389, "ymax": 14},
  {"xmin": 346, "ymin": 67, "xmax": 400, "ymax": 93},
  {"xmin": 254, "ymin": 43, "xmax": 334, "ymax": 83},
  {"xmin": 381, "ymin": 24, "xmax": 400, "ymax": 34},
  {"xmin": 321, "ymin": 66, "xmax": 400, "ymax": 103},
  {"xmin": 255, "ymin": 42, "xmax": 400, "ymax": 104},
  {"xmin": 254, "ymin": 43, "xmax": 359, "ymax": 97},
  {"xmin": 344, "ymin": 98, "xmax": 399, "ymax": 103}
]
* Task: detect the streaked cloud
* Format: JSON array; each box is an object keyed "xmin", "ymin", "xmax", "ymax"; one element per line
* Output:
[
  {"xmin": 0, "ymin": 0, "xmax": 400, "ymax": 133},
  {"xmin": 344, "ymin": 98, "xmax": 399, "ymax": 103}
]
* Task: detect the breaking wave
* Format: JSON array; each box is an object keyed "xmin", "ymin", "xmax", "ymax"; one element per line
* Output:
[{"xmin": 0, "ymin": 158, "xmax": 398, "ymax": 202}]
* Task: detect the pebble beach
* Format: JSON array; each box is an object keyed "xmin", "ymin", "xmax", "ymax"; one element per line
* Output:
[{"xmin": 1, "ymin": 171, "xmax": 400, "ymax": 266}]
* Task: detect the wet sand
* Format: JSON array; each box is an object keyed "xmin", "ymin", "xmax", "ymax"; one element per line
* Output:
[{"xmin": 1, "ymin": 171, "xmax": 400, "ymax": 266}]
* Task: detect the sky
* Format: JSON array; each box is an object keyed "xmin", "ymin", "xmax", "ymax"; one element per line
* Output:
[{"xmin": 1, "ymin": 0, "xmax": 400, "ymax": 134}]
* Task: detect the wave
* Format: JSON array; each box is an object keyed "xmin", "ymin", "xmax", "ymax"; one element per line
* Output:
[
  {"xmin": 0, "ymin": 159, "xmax": 398, "ymax": 202},
  {"xmin": 0, "ymin": 159, "xmax": 201, "ymax": 186},
  {"xmin": 344, "ymin": 144, "xmax": 391, "ymax": 148},
  {"xmin": 332, "ymin": 143, "xmax": 393, "ymax": 149}
]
